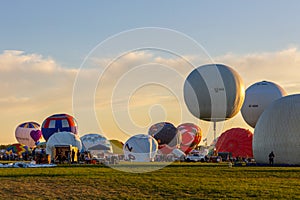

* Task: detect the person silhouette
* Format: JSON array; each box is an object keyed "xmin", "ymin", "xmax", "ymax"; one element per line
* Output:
[{"xmin": 269, "ymin": 151, "xmax": 275, "ymax": 166}]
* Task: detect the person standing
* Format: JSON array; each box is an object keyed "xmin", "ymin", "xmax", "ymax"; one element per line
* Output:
[
  {"xmin": 269, "ymin": 151, "xmax": 275, "ymax": 166},
  {"xmin": 71, "ymin": 149, "xmax": 75, "ymax": 163}
]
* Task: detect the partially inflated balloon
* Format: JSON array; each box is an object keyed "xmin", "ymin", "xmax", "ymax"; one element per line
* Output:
[
  {"xmin": 215, "ymin": 128, "xmax": 253, "ymax": 158},
  {"xmin": 253, "ymin": 94, "xmax": 300, "ymax": 165},
  {"xmin": 45, "ymin": 131, "xmax": 82, "ymax": 155},
  {"xmin": 148, "ymin": 122, "xmax": 181, "ymax": 154},
  {"xmin": 123, "ymin": 134, "xmax": 158, "ymax": 162},
  {"xmin": 109, "ymin": 140, "xmax": 124, "ymax": 155},
  {"xmin": 80, "ymin": 133, "xmax": 112, "ymax": 153},
  {"xmin": 177, "ymin": 123, "xmax": 202, "ymax": 154},
  {"xmin": 6, "ymin": 143, "xmax": 30, "ymax": 156}
]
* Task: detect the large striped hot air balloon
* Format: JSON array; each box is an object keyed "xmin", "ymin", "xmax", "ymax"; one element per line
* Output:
[
  {"xmin": 41, "ymin": 114, "xmax": 78, "ymax": 141},
  {"xmin": 184, "ymin": 64, "xmax": 245, "ymax": 122}
]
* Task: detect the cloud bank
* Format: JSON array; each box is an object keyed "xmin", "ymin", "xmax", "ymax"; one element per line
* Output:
[{"xmin": 0, "ymin": 47, "xmax": 300, "ymax": 144}]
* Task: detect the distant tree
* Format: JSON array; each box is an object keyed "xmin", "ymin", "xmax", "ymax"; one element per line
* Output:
[{"xmin": 0, "ymin": 144, "xmax": 11, "ymax": 150}]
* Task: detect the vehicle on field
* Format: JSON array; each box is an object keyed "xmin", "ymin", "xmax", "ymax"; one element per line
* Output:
[{"xmin": 185, "ymin": 154, "xmax": 205, "ymax": 162}]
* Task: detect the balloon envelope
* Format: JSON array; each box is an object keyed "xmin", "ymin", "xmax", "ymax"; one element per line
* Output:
[
  {"xmin": 46, "ymin": 131, "xmax": 82, "ymax": 155},
  {"xmin": 241, "ymin": 81, "xmax": 287, "ymax": 128},
  {"xmin": 30, "ymin": 130, "xmax": 42, "ymax": 143},
  {"xmin": 253, "ymin": 94, "xmax": 300, "ymax": 165},
  {"xmin": 148, "ymin": 122, "xmax": 181, "ymax": 154},
  {"xmin": 215, "ymin": 128, "xmax": 253, "ymax": 158},
  {"xmin": 42, "ymin": 113, "xmax": 78, "ymax": 141},
  {"xmin": 109, "ymin": 140, "xmax": 124, "ymax": 155},
  {"xmin": 123, "ymin": 134, "xmax": 158, "ymax": 162},
  {"xmin": 6, "ymin": 143, "xmax": 30, "ymax": 155},
  {"xmin": 80, "ymin": 134, "xmax": 112, "ymax": 157},
  {"xmin": 177, "ymin": 123, "xmax": 202, "ymax": 154},
  {"xmin": 184, "ymin": 64, "xmax": 245, "ymax": 121},
  {"xmin": 15, "ymin": 122, "xmax": 42, "ymax": 148}
]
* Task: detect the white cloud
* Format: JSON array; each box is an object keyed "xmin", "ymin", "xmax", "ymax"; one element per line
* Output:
[
  {"xmin": 1, "ymin": 48, "xmax": 300, "ymax": 144},
  {"xmin": 213, "ymin": 47, "xmax": 300, "ymax": 93},
  {"xmin": 0, "ymin": 50, "xmax": 60, "ymax": 73},
  {"xmin": 0, "ymin": 51, "xmax": 78, "ymax": 141}
]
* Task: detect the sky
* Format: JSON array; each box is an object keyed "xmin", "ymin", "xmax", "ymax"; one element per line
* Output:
[{"xmin": 1, "ymin": 1, "xmax": 300, "ymax": 145}]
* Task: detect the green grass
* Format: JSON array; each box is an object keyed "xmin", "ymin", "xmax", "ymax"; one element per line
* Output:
[{"xmin": 0, "ymin": 163, "xmax": 299, "ymax": 199}]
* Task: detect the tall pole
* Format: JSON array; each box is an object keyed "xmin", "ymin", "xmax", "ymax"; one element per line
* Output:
[{"xmin": 213, "ymin": 121, "xmax": 216, "ymax": 140}]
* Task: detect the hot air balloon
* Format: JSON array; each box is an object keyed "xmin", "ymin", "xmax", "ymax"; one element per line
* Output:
[
  {"xmin": 183, "ymin": 64, "xmax": 245, "ymax": 139},
  {"xmin": 177, "ymin": 123, "xmax": 202, "ymax": 154},
  {"xmin": 148, "ymin": 122, "xmax": 181, "ymax": 154},
  {"xmin": 15, "ymin": 122, "xmax": 42, "ymax": 148},
  {"xmin": 109, "ymin": 139, "xmax": 124, "ymax": 155},
  {"xmin": 215, "ymin": 128, "xmax": 253, "ymax": 158},
  {"xmin": 253, "ymin": 94, "xmax": 300, "ymax": 165},
  {"xmin": 41, "ymin": 114, "xmax": 78, "ymax": 141},
  {"xmin": 80, "ymin": 134, "xmax": 112, "ymax": 157},
  {"xmin": 123, "ymin": 134, "xmax": 158, "ymax": 162},
  {"xmin": 6, "ymin": 143, "xmax": 30, "ymax": 156},
  {"xmin": 241, "ymin": 80, "xmax": 287, "ymax": 128},
  {"xmin": 45, "ymin": 131, "xmax": 82, "ymax": 156}
]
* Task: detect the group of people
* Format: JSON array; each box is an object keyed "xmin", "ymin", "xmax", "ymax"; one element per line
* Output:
[
  {"xmin": 0, "ymin": 153, "xmax": 29, "ymax": 161},
  {"xmin": 55, "ymin": 149, "xmax": 77, "ymax": 164}
]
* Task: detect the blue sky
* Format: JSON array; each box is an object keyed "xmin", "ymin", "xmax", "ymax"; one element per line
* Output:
[
  {"xmin": 1, "ymin": 1, "xmax": 300, "ymax": 144},
  {"xmin": 1, "ymin": 1, "xmax": 300, "ymax": 67}
]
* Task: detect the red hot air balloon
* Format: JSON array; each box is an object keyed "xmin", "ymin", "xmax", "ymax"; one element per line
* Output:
[
  {"xmin": 215, "ymin": 128, "xmax": 253, "ymax": 158},
  {"xmin": 177, "ymin": 123, "xmax": 202, "ymax": 154}
]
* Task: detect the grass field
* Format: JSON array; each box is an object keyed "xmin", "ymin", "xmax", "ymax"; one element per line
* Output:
[{"xmin": 0, "ymin": 162, "xmax": 299, "ymax": 199}]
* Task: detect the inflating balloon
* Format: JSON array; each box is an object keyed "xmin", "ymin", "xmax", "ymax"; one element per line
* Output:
[
  {"xmin": 253, "ymin": 94, "xmax": 300, "ymax": 165},
  {"xmin": 6, "ymin": 143, "xmax": 30, "ymax": 156},
  {"xmin": 80, "ymin": 133, "xmax": 112, "ymax": 153},
  {"xmin": 148, "ymin": 122, "xmax": 181, "ymax": 154},
  {"xmin": 46, "ymin": 131, "xmax": 82, "ymax": 155},
  {"xmin": 109, "ymin": 139, "xmax": 124, "ymax": 155},
  {"xmin": 123, "ymin": 134, "xmax": 158, "ymax": 162},
  {"xmin": 215, "ymin": 128, "xmax": 253, "ymax": 158},
  {"xmin": 177, "ymin": 123, "xmax": 202, "ymax": 154}
]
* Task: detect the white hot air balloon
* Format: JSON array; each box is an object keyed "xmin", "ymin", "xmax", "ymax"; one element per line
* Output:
[
  {"xmin": 80, "ymin": 134, "xmax": 112, "ymax": 157},
  {"xmin": 46, "ymin": 131, "xmax": 82, "ymax": 156},
  {"xmin": 253, "ymin": 94, "xmax": 300, "ymax": 165},
  {"xmin": 241, "ymin": 81, "xmax": 287, "ymax": 128},
  {"xmin": 123, "ymin": 134, "xmax": 158, "ymax": 162}
]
